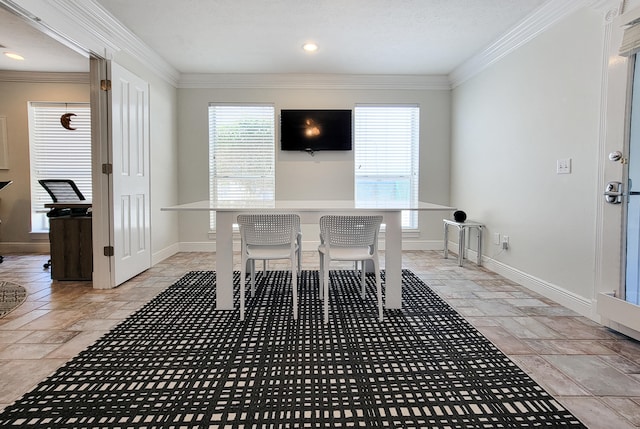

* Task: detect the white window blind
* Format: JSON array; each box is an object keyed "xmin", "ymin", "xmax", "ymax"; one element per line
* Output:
[
  {"xmin": 208, "ymin": 104, "xmax": 275, "ymax": 229},
  {"xmin": 29, "ymin": 102, "xmax": 92, "ymax": 232},
  {"xmin": 354, "ymin": 105, "xmax": 420, "ymax": 228}
]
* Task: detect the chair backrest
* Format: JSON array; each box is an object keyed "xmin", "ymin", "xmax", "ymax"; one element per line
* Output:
[
  {"xmin": 237, "ymin": 214, "xmax": 300, "ymax": 246},
  {"xmin": 319, "ymin": 215, "xmax": 382, "ymax": 249},
  {"xmin": 38, "ymin": 179, "xmax": 85, "ymax": 202}
]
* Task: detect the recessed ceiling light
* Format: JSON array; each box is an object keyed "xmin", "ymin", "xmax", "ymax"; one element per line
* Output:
[
  {"xmin": 4, "ymin": 52, "xmax": 24, "ymax": 61},
  {"xmin": 302, "ymin": 42, "xmax": 318, "ymax": 53}
]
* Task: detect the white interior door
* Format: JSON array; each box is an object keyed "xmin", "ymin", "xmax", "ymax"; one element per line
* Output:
[{"xmin": 109, "ymin": 62, "xmax": 151, "ymax": 285}]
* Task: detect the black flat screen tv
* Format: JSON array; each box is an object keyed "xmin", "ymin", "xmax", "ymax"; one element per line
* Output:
[{"xmin": 280, "ymin": 109, "xmax": 352, "ymax": 152}]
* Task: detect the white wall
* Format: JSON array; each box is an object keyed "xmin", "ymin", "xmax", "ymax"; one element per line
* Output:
[
  {"xmin": 176, "ymin": 83, "xmax": 451, "ymax": 249},
  {"xmin": 451, "ymin": 7, "xmax": 604, "ymax": 311}
]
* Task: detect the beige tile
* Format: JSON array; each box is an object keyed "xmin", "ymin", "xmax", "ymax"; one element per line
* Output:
[
  {"xmin": 17, "ymin": 309, "xmax": 85, "ymax": 331},
  {"xmin": 0, "ymin": 358, "xmax": 67, "ymax": 410},
  {"xmin": 600, "ymin": 339, "xmax": 640, "ymax": 365},
  {"xmin": 535, "ymin": 316, "xmax": 620, "ymax": 340},
  {"xmin": 16, "ymin": 330, "xmax": 79, "ymax": 344},
  {"xmin": 0, "ymin": 309, "xmax": 51, "ymax": 330},
  {"xmin": 494, "ymin": 316, "xmax": 564, "ymax": 339},
  {"xmin": 601, "ymin": 397, "xmax": 640, "ymax": 426},
  {"xmin": 544, "ymin": 355, "xmax": 640, "ymax": 396},
  {"xmin": 0, "ymin": 330, "xmax": 32, "ymax": 344},
  {"xmin": 45, "ymin": 330, "xmax": 109, "ymax": 359},
  {"xmin": 67, "ymin": 317, "xmax": 121, "ymax": 331},
  {"xmin": 510, "ymin": 355, "xmax": 590, "ymax": 396},
  {"xmin": 521, "ymin": 339, "xmax": 618, "ymax": 355},
  {"xmin": 0, "ymin": 342, "xmax": 61, "ymax": 360},
  {"xmin": 559, "ymin": 397, "xmax": 637, "ymax": 429},
  {"xmin": 474, "ymin": 325, "xmax": 537, "ymax": 354},
  {"xmin": 597, "ymin": 354, "xmax": 640, "ymax": 374}
]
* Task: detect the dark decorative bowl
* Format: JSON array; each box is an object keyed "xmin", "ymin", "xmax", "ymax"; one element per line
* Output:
[{"xmin": 453, "ymin": 210, "xmax": 467, "ymax": 223}]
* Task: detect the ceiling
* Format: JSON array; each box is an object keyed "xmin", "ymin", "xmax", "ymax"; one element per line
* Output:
[
  {"xmin": 0, "ymin": 0, "xmax": 548, "ymax": 75},
  {"xmin": 0, "ymin": 6, "xmax": 88, "ymax": 72}
]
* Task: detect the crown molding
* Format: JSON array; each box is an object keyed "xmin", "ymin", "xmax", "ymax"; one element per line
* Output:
[
  {"xmin": 178, "ymin": 73, "xmax": 452, "ymax": 90},
  {"xmin": 449, "ymin": 0, "xmax": 592, "ymax": 88},
  {"xmin": 0, "ymin": 70, "xmax": 89, "ymax": 83}
]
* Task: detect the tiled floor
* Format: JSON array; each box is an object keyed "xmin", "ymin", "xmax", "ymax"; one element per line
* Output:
[{"xmin": 0, "ymin": 250, "xmax": 639, "ymax": 428}]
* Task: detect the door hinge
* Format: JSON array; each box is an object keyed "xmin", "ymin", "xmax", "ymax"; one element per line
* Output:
[
  {"xmin": 102, "ymin": 163, "xmax": 113, "ymax": 175},
  {"xmin": 100, "ymin": 79, "xmax": 111, "ymax": 91},
  {"xmin": 103, "ymin": 246, "xmax": 114, "ymax": 257}
]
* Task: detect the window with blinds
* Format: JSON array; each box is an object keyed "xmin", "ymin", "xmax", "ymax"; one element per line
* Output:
[
  {"xmin": 29, "ymin": 102, "xmax": 92, "ymax": 232},
  {"xmin": 208, "ymin": 104, "xmax": 275, "ymax": 230},
  {"xmin": 354, "ymin": 105, "xmax": 420, "ymax": 228}
]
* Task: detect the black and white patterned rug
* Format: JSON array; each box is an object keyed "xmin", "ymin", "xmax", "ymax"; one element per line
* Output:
[{"xmin": 0, "ymin": 270, "xmax": 585, "ymax": 428}]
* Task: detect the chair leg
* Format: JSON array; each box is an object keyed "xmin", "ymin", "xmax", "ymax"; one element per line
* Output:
[
  {"xmin": 240, "ymin": 257, "xmax": 246, "ymax": 321},
  {"xmin": 374, "ymin": 259, "xmax": 383, "ymax": 322},
  {"xmin": 292, "ymin": 258, "xmax": 298, "ymax": 320},
  {"xmin": 250, "ymin": 260, "xmax": 256, "ymax": 296},
  {"xmin": 360, "ymin": 261, "xmax": 366, "ymax": 298},
  {"xmin": 318, "ymin": 252, "xmax": 324, "ymax": 300},
  {"xmin": 323, "ymin": 264, "xmax": 330, "ymax": 324}
]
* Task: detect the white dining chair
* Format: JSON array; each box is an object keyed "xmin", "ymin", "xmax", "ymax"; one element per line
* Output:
[
  {"xmin": 237, "ymin": 213, "xmax": 300, "ymax": 321},
  {"xmin": 318, "ymin": 215, "xmax": 383, "ymax": 323},
  {"xmin": 261, "ymin": 225, "xmax": 302, "ymax": 273}
]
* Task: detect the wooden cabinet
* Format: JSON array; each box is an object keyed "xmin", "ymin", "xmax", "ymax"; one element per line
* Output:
[{"xmin": 49, "ymin": 216, "xmax": 92, "ymax": 281}]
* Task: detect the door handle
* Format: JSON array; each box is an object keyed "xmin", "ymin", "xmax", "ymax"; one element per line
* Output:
[{"xmin": 604, "ymin": 181, "xmax": 623, "ymax": 204}]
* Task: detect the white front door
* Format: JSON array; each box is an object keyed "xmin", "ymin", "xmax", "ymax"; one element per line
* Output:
[
  {"xmin": 624, "ymin": 55, "xmax": 640, "ymax": 304},
  {"xmin": 109, "ymin": 62, "xmax": 151, "ymax": 285}
]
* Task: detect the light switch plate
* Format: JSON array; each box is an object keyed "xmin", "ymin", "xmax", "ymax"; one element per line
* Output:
[{"xmin": 557, "ymin": 158, "xmax": 571, "ymax": 174}]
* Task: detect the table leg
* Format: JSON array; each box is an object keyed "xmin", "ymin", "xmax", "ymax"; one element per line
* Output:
[
  {"xmin": 443, "ymin": 223, "xmax": 449, "ymax": 259},
  {"xmin": 216, "ymin": 211, "xmax": 235, "ymax": 310},
  {"xmin": 385, "ymin": 211, "xmax": 402, "ymax": 309},
  {"xmin": 477, "ymin": 226, "xmax": 483, "ymax": 266},
  {"xmin": 457, "ymin": 227, "xmax": 464, "ymax": 267}
]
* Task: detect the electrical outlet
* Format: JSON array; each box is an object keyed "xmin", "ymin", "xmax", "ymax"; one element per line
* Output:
[{"xmin": 502, "ymin": 235, "xmax": 509, "ymax": 250}]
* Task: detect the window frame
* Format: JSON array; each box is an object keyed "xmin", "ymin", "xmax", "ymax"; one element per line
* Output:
[
  {"xmin": 28, "ymin": 101, "xmax": 92, "ymax": 232},
  {"xmin": 208, "ymin": 103, "xmax": 276, "ymax": 230},
  {"xmin": 354, "ymin": 104, "xmax": 420, "ymax": 229}
]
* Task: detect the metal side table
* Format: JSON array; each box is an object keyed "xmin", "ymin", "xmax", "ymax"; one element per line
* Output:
[{"xmin": 443, "ymin": 218, "xmax": 483, "ymax": 267}]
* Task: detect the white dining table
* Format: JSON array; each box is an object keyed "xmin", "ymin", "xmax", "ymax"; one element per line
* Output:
[{"xmin": 162, "ymin": 199, "xmax": 455, "ymax": 311}]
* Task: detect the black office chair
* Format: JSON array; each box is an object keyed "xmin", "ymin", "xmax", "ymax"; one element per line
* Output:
[
  {"xmin": 0, "ymin": 180, "xmax": 12, "ymax": 263},
  {"xmin": 39, "ymin": 179, "xmax": 89, "ymax": 218},
  {"xmin": 39, "ymin": 179, "xmax": 90, "ymax": 269}
]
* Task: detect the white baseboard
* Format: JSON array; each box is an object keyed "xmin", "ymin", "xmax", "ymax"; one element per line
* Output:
[
  {"xmin": 482, "ymin": 255, "xmax": 593, "ymax": 319},
  {"xmin": 401, "ymin": 239, "xmax": 445, "ymax": 251},
  {"xmin": 175, "ymin": 238, "xmax": 445, "ymax": 254},
  {"xmin": 179, "ymin": 242, "xmax": 217, "ymax": 252},
  {"xmin": 445, "ymin": 241, "xmax": 593, "ymax": 319},
  {"xmin": 0, "ymin": 242, "xmax": 50, "ymax": 253},
  {"xmin": 152, "ymin": 243, "xmax": 180, "ymax": 265},
  {"xmin": 165, "ymin": 239, "xmax": 595, "ymax": 321}
]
